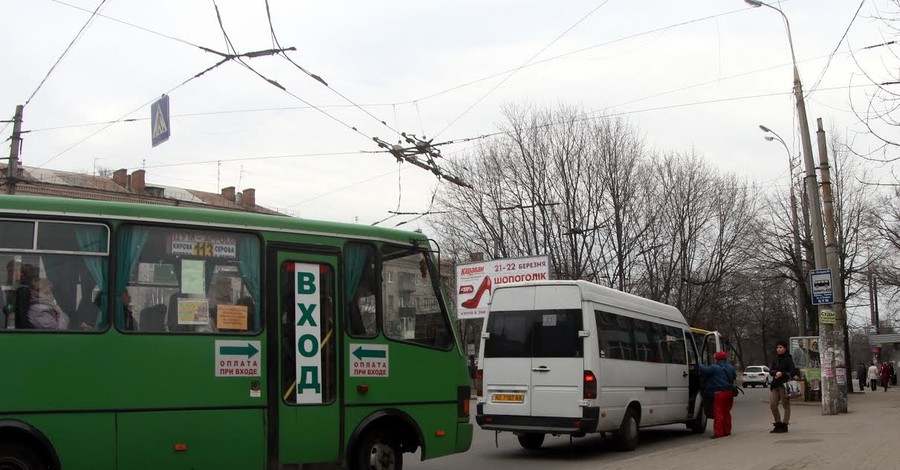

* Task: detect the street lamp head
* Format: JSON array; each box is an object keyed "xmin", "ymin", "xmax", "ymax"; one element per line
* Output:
[
  {"xmin": 758, "ymin": 124, "xmax": 772, "ymax": 133},
  {"xmin": 744, "ymin": 0, "xmax": 764, "ymax": 6}
]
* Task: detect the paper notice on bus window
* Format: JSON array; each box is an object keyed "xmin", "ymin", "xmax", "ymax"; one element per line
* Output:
[
  {"xmin": 181, "ymin": 259, "xmax": 205, "ymax": 295},
  {"xmin": 177, "ymin": 298, "xmax": 209, "ymax": 325},
  {"xmin": 217, "ymin": 304, "xmax": 248, "ymax": 330},
  {"xmin": 542, "ymin": 314, "xmax": 557, "ymax": 327}
]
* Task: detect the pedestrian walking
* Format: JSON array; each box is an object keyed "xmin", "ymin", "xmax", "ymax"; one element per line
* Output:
[
  {"xmin": 698, "ymin": 351, "xmax": 737, "ymax": 439},
  {"xmin": 768, "ymin": 340, "xmax": 799, "ymax": 433},
  {"xmin": 868, "ymin": 363, "xmax": 880, "ymax": 391},
  {"xmin": 467, "ymin": 355, "xmax": 478, "ymax": 392},
  {"xmin": 881, "ymin": 362, "xmax": 891, "ymax": 392},
  {"xmin": 857, "ymin": 362, "xmax": 867, "ymax": 392}
]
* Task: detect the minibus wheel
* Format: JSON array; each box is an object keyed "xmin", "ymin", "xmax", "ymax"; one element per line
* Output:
[
  {"xmin": 688, "ymin": 405, "xmax": 708, "ymax": 433},
  {"xmin": 516, "ymin": 433, "xmax": 544, "ymax": 450},
  {"xmin": 613, "ymin": 408, "xmax": 639, "ymax": 451}
]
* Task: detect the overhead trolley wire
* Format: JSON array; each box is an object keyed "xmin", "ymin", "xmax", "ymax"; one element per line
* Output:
[
  {"xmin": 25, "ymin": 0, "xmax": 110, "ymax": 107},
  {"xmin": 432, "ymin": 0, "xmax": 611, "ymax": 139},
  {"xmin": 262, "ymin": 0, "xmax": 403, "ymax": 139}
]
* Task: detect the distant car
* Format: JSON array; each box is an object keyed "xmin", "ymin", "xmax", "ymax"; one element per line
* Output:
[{"xmin": 742, "ymin": 365, "xmax": 771, "ymax": 388}]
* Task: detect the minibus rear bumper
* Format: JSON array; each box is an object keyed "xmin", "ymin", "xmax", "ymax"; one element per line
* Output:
[{"xmin": 475, "ymin": 404, "xmax": 599, "ymax": 434}]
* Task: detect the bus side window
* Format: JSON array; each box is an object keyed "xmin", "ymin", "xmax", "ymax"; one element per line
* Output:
[{"xmin": 666, "ymin": 326, "xmax": 686, "ymax": 364}]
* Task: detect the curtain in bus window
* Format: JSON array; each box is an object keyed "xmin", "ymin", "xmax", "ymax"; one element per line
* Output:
[
  {"xmin": 344, "ymin": 243, "xmax": 375, "ymax": 336},
  {"xmin": 116, "ymin": 227, "xmax": 148, "ymax": 327},
  {"xmin": 237, "ymin": 238, "xmax": 260, "ymax": 329},
  {"xmin": 75, "ymin": 227, "xmax": 108, "ymax": 329}
]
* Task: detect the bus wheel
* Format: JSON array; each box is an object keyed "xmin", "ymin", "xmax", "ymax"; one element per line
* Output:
[
  {"xmin": 688, "ymin": 404, "xmax": 707, "ymax": 434},
  {"xmin": 613, "ymin": 408, "xmax": 639, "ymax": 452},
  {"xmin": 516, "ymin": 433, "xmax": 544, "ymax": 450},
  {"xmin": 354, "ymin": 428, "xmax": 403, "ymax": 470},
  {"xmin": 0, "ymin": 442, "xmax": 46, "ymax": 470}
]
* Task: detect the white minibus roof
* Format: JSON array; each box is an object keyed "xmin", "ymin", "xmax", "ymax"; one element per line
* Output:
[{"xmin": 491, "ymin": 280, "xmax": 687, "ymax": 326}]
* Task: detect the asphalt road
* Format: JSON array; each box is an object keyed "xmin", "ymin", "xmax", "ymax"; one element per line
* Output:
[{"xmin": 408, "ymin": 387, "xmax": 776, "ymax": 469}]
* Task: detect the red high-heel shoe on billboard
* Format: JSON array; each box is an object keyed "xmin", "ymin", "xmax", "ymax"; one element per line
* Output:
[{"xmin": 461, "ymin": 276, "xmax": 491, "ymax": 308}]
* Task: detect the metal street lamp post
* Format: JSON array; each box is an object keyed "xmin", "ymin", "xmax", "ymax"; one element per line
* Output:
[
  {"xmin": 745, "ymin": 0, "xmax": 842, "ymax": 414},
  {"xmin": 759, "ymin": 126, "xmax": 807, "ymax": 336}
]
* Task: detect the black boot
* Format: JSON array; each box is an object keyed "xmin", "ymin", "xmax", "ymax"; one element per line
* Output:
[
  {"xmin": 781, "ymin": 423, "xmax": 789, "ymax": 433},
  {"xmin": 773, "ymin": 422, "xmax": 788, "ymax": 433},
  {"xmin": 770, "ymin": 422, "xmax": 782, "ymax": 433}
]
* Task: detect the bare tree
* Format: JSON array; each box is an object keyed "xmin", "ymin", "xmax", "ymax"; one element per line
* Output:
[
  {"xmin": 848, "ymin": 0, "xmax": 900, "ymax": 164},
  {"xmin": 433, "ymin": 103, "xmax": 621, "ymax": 279}
]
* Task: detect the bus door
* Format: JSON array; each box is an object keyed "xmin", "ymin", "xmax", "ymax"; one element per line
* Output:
[
  {"xmin": 272, "ymin": 249, "xmax": 341, "ymax": 465},
  {"xmin": 684, "ymin": 329, "xmax": 702, "ymax": 417}
]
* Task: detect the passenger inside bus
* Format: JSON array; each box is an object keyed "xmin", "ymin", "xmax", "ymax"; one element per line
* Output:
[
  {"xmin": 12, "ymin": 262, "xmax": 38, "ymax": 329},
  {"xmin": 27, "ymin": 278, "xmax": 71, "ymax": 330}
]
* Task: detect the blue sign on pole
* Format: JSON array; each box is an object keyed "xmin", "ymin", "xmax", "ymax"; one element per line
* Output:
[
  {"xmin": 810, "ymin": 268, "xmax": 833, "ymax": 305},
  {"xmin": 151, "ymin": 94, "xmax": 170, "ymax": 147}
]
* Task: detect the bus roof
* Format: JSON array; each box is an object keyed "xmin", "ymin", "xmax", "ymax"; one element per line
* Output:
[{"xmin": 0, "ymin": 194, "xmax": 428, "ymax": 246}]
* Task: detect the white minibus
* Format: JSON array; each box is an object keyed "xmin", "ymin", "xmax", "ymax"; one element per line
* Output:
[{"xmin": 475, "ymin": 280, "xmax": 712, "ymax": 450}]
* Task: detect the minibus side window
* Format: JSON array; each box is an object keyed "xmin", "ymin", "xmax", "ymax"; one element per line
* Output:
[{"xmin": 595, "ymin": 310, "xmax": 634, "ymax": 360}]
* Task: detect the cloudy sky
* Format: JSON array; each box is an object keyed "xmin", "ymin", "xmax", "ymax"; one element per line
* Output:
[{"xmin": 2, "ymin": 0, "xmax": 893, "ymax": 227}]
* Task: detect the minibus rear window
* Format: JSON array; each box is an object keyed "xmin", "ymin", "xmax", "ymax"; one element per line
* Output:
[{"xmin": 483, "ymin": 309, "xmax": 583, "ymax": 358}]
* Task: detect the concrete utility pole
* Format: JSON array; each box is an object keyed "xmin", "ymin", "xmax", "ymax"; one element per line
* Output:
[
  {"xmin": 6, "ymin": 105, "xmax": 24, "ymax": 195},
  {"xmin": 744, "ymin": 0, "xmax": 837, "ymax": 415},
  {"xmin": 816, "ymin": 118, "xmax": 848, "ymax": 412}
]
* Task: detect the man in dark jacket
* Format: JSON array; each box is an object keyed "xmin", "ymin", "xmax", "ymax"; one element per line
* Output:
[
  {"xmin": 857, "ymin": 362, "xmax": 867, "ymax": 392},
  {"xmin": 699, "ymin": 351, "xmax": 737, "ymax": 439},
  {"xmin": 769, "ymin": 340, "xmax": 799, "ymax": 433}
]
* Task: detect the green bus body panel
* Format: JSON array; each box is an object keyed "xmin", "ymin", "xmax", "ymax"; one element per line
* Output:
[
  {"xmin": 1, "ymin": 333, "xmax": 266, "ymax": 411},
  {"xmin": 6, "ymin": 413, "xmax": 116, "ymax": 470},
  {"xmin": 117, "ymin": 409, "xmax": 264, "ymax": 469},
  {"xmin": 455, "ymin": 421, "xmax": 473, "ymax": 454},
  {"xmin": 344, "ymin": 340, "xmax": 471, "ymax": 460}
]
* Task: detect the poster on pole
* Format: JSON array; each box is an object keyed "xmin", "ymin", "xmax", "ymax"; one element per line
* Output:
[{"xmin": 455, "ymin": 255, "xmax": 550, "ymax": 320}]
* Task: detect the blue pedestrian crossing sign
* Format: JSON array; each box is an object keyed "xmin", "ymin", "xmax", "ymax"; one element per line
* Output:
[
  {"xmin": 151, "ymin": 94, "xmax": 170, "ymax": 147},
  {"xmin": 810, "ymin": 268, "xmax": 833, "ymax": 305}
]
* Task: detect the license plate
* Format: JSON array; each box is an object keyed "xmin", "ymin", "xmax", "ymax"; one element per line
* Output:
[{"xmin": 492, "ymin": 393, "xmax": 524, "ymax": 403}]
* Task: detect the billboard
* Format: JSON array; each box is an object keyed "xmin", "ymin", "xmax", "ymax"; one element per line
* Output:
[{"xmin": 455, "ymin": 254, "xmax": 550, "ymax": 320}]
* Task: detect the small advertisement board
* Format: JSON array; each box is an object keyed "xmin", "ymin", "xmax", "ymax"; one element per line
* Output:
[{"xmin": 455, "ymin": 255, "xmax": 550, "ymax": 320}]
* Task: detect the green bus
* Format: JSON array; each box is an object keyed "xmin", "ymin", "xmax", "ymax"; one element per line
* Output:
[{"xmin": 0, "ymin": 195, "xmax": 472, "ymax": 470}]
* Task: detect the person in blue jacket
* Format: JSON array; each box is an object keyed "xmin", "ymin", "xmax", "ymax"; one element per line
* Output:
[{"xmin": 699, "ymin": 350, "xmax": 737, "ymax": 439}]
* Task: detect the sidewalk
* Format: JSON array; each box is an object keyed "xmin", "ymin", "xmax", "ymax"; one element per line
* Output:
[{"xmin": 582, "ymin": 388, "xmax": 900, "ymax": 470}]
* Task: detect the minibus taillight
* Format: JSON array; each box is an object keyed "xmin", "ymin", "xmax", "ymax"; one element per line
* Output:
[
  {"xmin": 476, "ymin": 369, "xmax": 483, "ymax": 397},
  {"xmin": 584, "ymin": 370, "xmax": 597, "ymax": 399}
]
